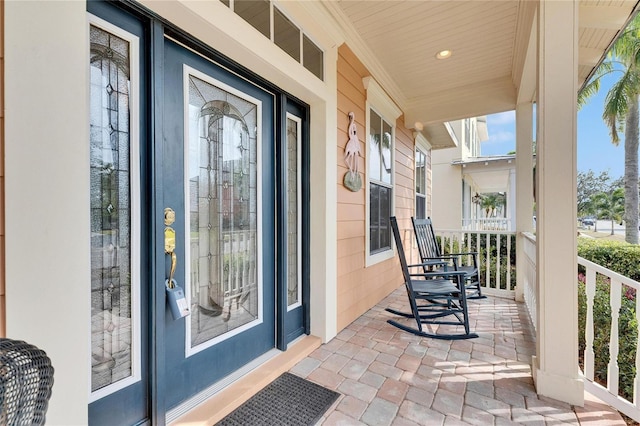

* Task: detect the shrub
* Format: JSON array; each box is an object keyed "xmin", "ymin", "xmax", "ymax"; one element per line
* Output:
[{"xmin": 578, "ymin": 238, "xmax": 640, "ymax": 281}]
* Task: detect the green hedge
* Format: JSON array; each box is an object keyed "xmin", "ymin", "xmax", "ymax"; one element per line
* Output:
[
  {"xmin": 577, "ymin": 238, "xmax": 640, "ymax": 401},
  {"xmin": 578, "ymin": 238, "xmax": 640, "ymax": 281}
]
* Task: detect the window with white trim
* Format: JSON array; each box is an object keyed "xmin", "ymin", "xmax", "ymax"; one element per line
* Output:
[
  {"xmin": 415, "ymin": 147, "xmax": 427, "ymax": 219},
  {"xmin": 364, "ymin": 77, "xmax": 401, "ymax": 265},
  {"xmin": 369, "ymin": 109, "xmax": 393, "ymax": 254}
]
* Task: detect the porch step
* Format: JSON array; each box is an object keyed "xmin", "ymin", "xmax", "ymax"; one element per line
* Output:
[
  {"xmin": 574, "ymin": 392, "xmax": 627, "ymax": 425},
  {"xmin": 169, "ymin": 335, "xmax": 322, "ymax": 426}
]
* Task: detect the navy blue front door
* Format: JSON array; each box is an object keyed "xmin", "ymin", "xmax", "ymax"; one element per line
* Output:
[
  {"xmin": 87, "ymin": 2, "xmax": 308, "ymax": 423},
  {"xmin": 162, "ymin": 39, "xmax": 276, "ymax": 411}
]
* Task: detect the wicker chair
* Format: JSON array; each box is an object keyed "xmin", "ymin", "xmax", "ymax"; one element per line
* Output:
[{"xmin": 0, "ymin": 338, "xmax": 54, "ymax": 426}]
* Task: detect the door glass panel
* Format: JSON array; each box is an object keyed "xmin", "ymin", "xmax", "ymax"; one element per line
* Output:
[
  {"xmin": 89, "ymin": 23, "xmax": 139, "ymax": 394},
  {"xmin": 286, "ymin": 116, "xmax": 300, "ymax": 308},
  {"xmin": 187, "ymin": 72, "xmax": 261, "ymax": 351}
]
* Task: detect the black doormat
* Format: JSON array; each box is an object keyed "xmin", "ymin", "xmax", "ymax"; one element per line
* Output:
[{"xmin": 215, "ymin": 372, "xmax": 340, "ymax": 426}]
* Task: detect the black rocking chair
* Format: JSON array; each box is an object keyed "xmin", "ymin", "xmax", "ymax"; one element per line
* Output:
[
  {"xmin": 387, "ymin": 217, "xmax": 478, "ymax": 340},
  {"xmin": 412, "ymin": 217, "xmax": 485, "ymax": 299}
]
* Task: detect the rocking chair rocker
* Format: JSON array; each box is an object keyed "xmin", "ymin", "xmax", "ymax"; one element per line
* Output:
[
  {"xmin": 412, "ymin": 217, "xmax": 485, "ymax": 299},
  {"xmin": 387, "ymin": 217, "xmax": 478, "ymax": 340}
]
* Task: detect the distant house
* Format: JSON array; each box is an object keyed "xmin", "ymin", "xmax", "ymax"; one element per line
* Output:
[{"xmin": 431, "ymin": 117, "xmax": 515, "ymax": 231}]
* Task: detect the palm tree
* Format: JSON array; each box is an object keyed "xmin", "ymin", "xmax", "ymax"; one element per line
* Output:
[
  {"xmin": 579, "ymin": 15, "xmax": 640, "ymax": 244},
  {"xmin": 480, "ymin": 192, "xmax": 506, "ymax": 217},
  {"xmin": 592, "ymin": 188, "xmax": 625, "ymax": 235}
]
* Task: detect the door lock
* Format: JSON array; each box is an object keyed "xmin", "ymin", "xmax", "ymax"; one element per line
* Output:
[{"xmin": 163, "ymin": 208, "xmax": 189, "ymax": 320}]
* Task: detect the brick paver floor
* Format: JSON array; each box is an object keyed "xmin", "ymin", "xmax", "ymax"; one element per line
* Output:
[{"xmin": 289, "ymin": 288, "xmax": 626, "ymax": 426}]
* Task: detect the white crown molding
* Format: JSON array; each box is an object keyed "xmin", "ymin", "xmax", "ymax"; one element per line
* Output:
[
  {"xmin": 414, "ymin": 132, "xmax": 432, "ymax": 151},
  {"xmin": 363, "ymin": 76, "xmax": 402, "ymax": 122},
  {"xmin": 320, "ymin": 1, "xmax": 408, "ymax": 112}
]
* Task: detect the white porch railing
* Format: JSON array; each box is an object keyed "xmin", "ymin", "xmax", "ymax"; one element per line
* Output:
[
  {"xmin": 522, "ymin": 232, "xmax": 537, "ymax": 331},
  {"xmin": 462, "ymin": 218, "xmax": 512, "ymax": 231},
  {"xmin": 520, "ymin": 233, "xmax": 640, "ymax": 422},
  {"xmin": 578, "ymin": 256, "xmax": 640, "ymax": 422},
  {"xmin": 434, "ymin": 228, "xmax": 516, "ymax": 299}
]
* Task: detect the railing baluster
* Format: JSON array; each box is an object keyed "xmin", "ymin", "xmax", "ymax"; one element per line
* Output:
[
  {"xmin": 635, "ymin": 294, "xmax": 640, "ymax": 406},
  {"xmin": 496, "ymin": 234, "xmax": 502, "ymax": 290},
  {"xmin": 609, "ymin": 278, "xmax": 622, "ymax": 396},
  {"xmin": 465, "ymin": 232, "xmax": 470, "ymax": 266},
  {"xmin": 585, "ymin": 267, "xmax": 596, "ymax": 381},
  {"xmin": 506, "ymin": 234, "xmax": 511, "ymax": 290},
  {"xmin": 485, "ymin": 232, "xmax": 491, "ymax": 288}
]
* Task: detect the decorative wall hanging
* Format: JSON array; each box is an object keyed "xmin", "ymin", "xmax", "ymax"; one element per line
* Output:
[{"xmin": 343, "ymin": 112, "xmax": 362, "ymax": 192}]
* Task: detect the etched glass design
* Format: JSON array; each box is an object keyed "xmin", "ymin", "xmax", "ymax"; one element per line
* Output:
[
  {"xmin": 89, "ymin": 24, "xmax": 135, "ymax": 392},
  {"xmin": 286, "ymin": 118, "xmax": 299, "ymax": 307},
  {"xmin": 187, "ymin": 74, "xmax": 259, "ymax": 348}
]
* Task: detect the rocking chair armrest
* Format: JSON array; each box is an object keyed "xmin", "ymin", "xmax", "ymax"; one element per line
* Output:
[
  {"xmin": 409, "ymin": 270, "xmax": 466, "ymax": 278},
  {"xmin": 446, "ymin": 252, "xmax": 478, "ymax": 257},
  {"xmin": 408, "ymin": 260, "xmax": 448, "ymax": 269},
  {"xmin": 419, "ymin": 255, "xmax": 457, "ymax": 261}
]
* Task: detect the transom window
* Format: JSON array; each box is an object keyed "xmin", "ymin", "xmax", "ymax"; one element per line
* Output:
[{"xmin": 220, "ymin": 0, "xmax": 324, "ymax": 80}]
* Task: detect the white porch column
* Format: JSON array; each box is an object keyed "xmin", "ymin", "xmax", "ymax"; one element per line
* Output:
[
  {"xmin": 515, "ymin": 102, "xmax": 534, "ymax": 302},
  {"xmin": 533, "ymin": 0, "xmax": 584, "ymax": 405}
]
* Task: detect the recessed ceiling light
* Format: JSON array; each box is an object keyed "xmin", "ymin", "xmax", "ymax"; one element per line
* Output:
[{"xmin": 436, "ymin": 50, "xmax": 452, "ymax": 60}]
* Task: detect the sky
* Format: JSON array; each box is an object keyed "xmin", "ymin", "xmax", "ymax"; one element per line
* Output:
[{"xmin": 480, "ymin": 71, "xmax": 627, "ymax": 180}]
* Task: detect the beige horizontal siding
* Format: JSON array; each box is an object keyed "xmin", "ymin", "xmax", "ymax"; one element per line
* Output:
[{"xmin": 336, "ymin": 43, "xmax": 417, "ymax": 331}]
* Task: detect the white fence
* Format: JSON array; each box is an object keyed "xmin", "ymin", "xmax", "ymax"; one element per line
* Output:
[
  {"xmin": 578, "ymin": 256, "xmax": 640, "ymax": 422},
  {"xmin": 433, "ymin": 229, "xmax": 516, "ymax": 299}
]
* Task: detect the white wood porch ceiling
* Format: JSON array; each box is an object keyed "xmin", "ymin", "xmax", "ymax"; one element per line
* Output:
[{"xmin": 327, "ymin": 0, "xmax": 639, "ymax": 146}]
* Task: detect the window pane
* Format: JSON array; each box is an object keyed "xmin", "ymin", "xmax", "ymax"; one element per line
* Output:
[
  {"xmin": 235, "ymin": 0, "xmax": 270, "ymax": 38},
  {"xmin": 381, "ymin": 121, "xmax": 392, "ymax": 184},
  {"xmin": 369, "ymin": 110, "xmax": 382, "ymax": 182},
  {"xmin": 370, "ymin": 183, "xmax": 391, "ymax": 253},
  {"xmin": 89, "ymin": 24, "xmax": 135, "ymax": 393},
  {"xmin": 286, "ymin": 117, "xmax": 300, "ymax": 306},
  {"xmin": 274, "ymin": 8, "xmax": 300, "ymax": 62},
  {"xmin": 416, "ymin": 195, "xmax": 426, "ymax": 219},
  {"xmin": 188, "ymin": 74, "xmax": 260, "ymax": 348},
  {"xmin": 416, "ymin": 148, "xmax": 425, "ymax": 195},
  {"xmin": 370, "ymin": 183, "xmax": 380, "ymax": 252},
  {"xmin": 379, "ymin": 186, "xmax": 391, "ymax": 249},
  {"xmin": 303, "ymin": 34, "xmax": 323, "ymax": 80}
]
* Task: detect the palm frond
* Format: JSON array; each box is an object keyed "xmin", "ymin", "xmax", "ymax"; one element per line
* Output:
[
  {"xmin": 578, "ymin": 61, "xmax": 615, "ymax": 108},
  {"xmin": 602, "ymin": 70, "xmax": 638, "ymax": 144}
]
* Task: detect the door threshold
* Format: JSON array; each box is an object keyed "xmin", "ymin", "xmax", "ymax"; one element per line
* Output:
[{"xmin": 168, "ymin": 334, "xmax": 321, "ymax": 425}]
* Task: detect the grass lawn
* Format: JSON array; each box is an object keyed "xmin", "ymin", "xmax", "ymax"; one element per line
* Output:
[{"xmin": 578, "ymin": 229, "xmax": 627, "ymax": 242}]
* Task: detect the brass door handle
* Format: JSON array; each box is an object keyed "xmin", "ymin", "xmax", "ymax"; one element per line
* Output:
[{"xmin": 165, "ymin": 210, "xmax": 177, "ymax": 289}]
